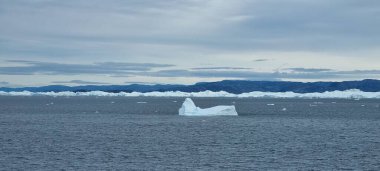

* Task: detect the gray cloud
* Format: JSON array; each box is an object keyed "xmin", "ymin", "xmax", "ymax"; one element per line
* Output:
[
  {"xmin": 0, "ymin": 81, "xmax": 10, "ymax": 85},
  {"xmin": 143, "ymin": 70, "xmax": 331, "ymax": 79},
  {"xmin": 253, "ymin": 59, "xmax": 270, "ymax": 62},
  {"xmin": 191, "ymin": 67, "xmax": 250, "ymax": 70},
  {"xmin": 124, "ymin": 81, "xmax": 160, "ymax": 85},
  {"xmin": 287, "ymin": 68, "xmax": 333, "ymax": 73},
  {"xmin": 337, "ymin": 70, "xmax": 380, "ymax": 74},
  {"xmin": 0, "ymin": 60, "xmax": 173, "ymax": 75},
  {"xmin": 52, "ymin": 80, "xmax": 109, "ymax": 85},
  {"xmin": 139, "ymin": 69, "xmax": 380, "ymax": 80}
]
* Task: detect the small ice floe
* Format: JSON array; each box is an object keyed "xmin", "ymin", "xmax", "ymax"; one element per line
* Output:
[
  {"xmin": 110, "ymin": 101, "xmax": 115, "ymax": 104},
  {"xmin": 137, "ymin": 102, "xmax": 147, "ymax": 104},
  {"xmin": 46, "ymin": 102, "xmax": 54, "ymax": 106},
  {"xmin": 173, "ymin": 101, "xmax": 177, "ymax": 103},
  {"xmin": 309, "ymin": 104, "xmax": 318, "ymax": 107},
  {"xmin": 354, "ymin": 98, "xmax": 361, "ymax": 101},
  {"xmin": 267, "ymin": 104, "xmax": 275, "ymax": 106},
  {"xmin": 313, "ymin": 102, "xmax": 324, "ymax": 104},
  {"xmin": 331, "ymin": 102, "xmax": 337, "ymax": 104},
  {"xmin": 361, "ymin": 104, "xmax": 366, "ymax": 107},
  {"xmin": 282, "ymin": 108, "xmax": 287, "ymax": 111},
  {"xmin": 95, "ymin": 111, "xmax": 99, "ymax": 114},
  {"xmin": 179, "ymin": 98, "xmax": 238, "ymax": 116},
  {"xmin": 232, "ymin": 101, "xmax": 236, "ymax": 104}
]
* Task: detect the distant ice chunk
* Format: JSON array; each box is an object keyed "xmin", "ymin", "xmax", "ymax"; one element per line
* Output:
[{"xmin": 179, "ymin": 98, "xmax": 238, "ymax": 116}]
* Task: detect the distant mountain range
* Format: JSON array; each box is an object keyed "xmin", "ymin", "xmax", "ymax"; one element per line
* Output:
[{"xmin": 1, "ymin": 79, "xmax": 380, "ymax": 93}]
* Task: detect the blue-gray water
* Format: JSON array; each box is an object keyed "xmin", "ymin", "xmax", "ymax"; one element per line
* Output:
[{"xmin": 1, "ymin": 96, "xmax": 380, "ymax": 170}]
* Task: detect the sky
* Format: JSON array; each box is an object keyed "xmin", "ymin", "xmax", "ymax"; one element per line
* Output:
[{"xmin": 0, "ymin": 0, "xmax": 380, "ymax": 87}]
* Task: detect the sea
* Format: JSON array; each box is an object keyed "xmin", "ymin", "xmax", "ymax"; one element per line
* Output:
[{"xmin": 1, "ymin": 96, "xmax": 380, "ymax": 170}]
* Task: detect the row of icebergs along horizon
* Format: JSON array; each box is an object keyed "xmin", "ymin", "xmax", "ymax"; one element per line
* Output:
[{"xmin": 1, "ymin": 89, "xmax": 380, "ymax": 98}]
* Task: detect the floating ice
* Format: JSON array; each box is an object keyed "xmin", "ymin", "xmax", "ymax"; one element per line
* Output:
[
  {"xmin": 178, "ymin": 98, "xmax": 238, "ymax": 116},
  {"xmin": 1, "ymin": 89, "xmax": 380, "ymax": 99}
]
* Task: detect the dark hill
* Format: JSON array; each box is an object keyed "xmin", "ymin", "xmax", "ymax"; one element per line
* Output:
[{"xmin": 1, "ymin": 79, "xmax": 380, "ymax": 93}]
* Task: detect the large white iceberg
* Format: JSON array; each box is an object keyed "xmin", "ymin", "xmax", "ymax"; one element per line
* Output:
[{"xmin": 179, "ymin": 98, "xmax": 238, "ymax": 116}]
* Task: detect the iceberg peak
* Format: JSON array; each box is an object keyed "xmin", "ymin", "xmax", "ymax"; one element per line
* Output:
[{"xmin": 179, "ymin": 98, "xmax": 238, "ymax": 116}]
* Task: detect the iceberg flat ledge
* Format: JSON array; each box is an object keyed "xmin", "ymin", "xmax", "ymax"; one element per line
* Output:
[{"xmin": 0, "ymin": 89, "xmax": 380, "ymax": 98}]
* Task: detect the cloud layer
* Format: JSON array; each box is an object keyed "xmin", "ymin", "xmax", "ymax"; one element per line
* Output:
[
  {"xmin": 0, "ymin": 60, "xmax": 173, "ymax": 75},
  {"xmin": 51, "ymin": 80, "xmax": 110, "ymax": 85},
  {"xmin": 0, "ymin": 0, "xmax": 380, "ymax": 86},
  {"xmin": 1, "ymin": 60, "xmax": 380, "ymax": 85}
]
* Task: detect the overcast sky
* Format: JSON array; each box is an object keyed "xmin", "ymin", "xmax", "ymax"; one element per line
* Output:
[{"xmin": 1, "ymin": 0, "xmax": 380, "ymax": 86}]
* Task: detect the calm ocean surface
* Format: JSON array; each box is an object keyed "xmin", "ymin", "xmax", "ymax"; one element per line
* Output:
[{"xmin": 1, "ymin": 96, "xmax": 380, "ymax": 170}]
